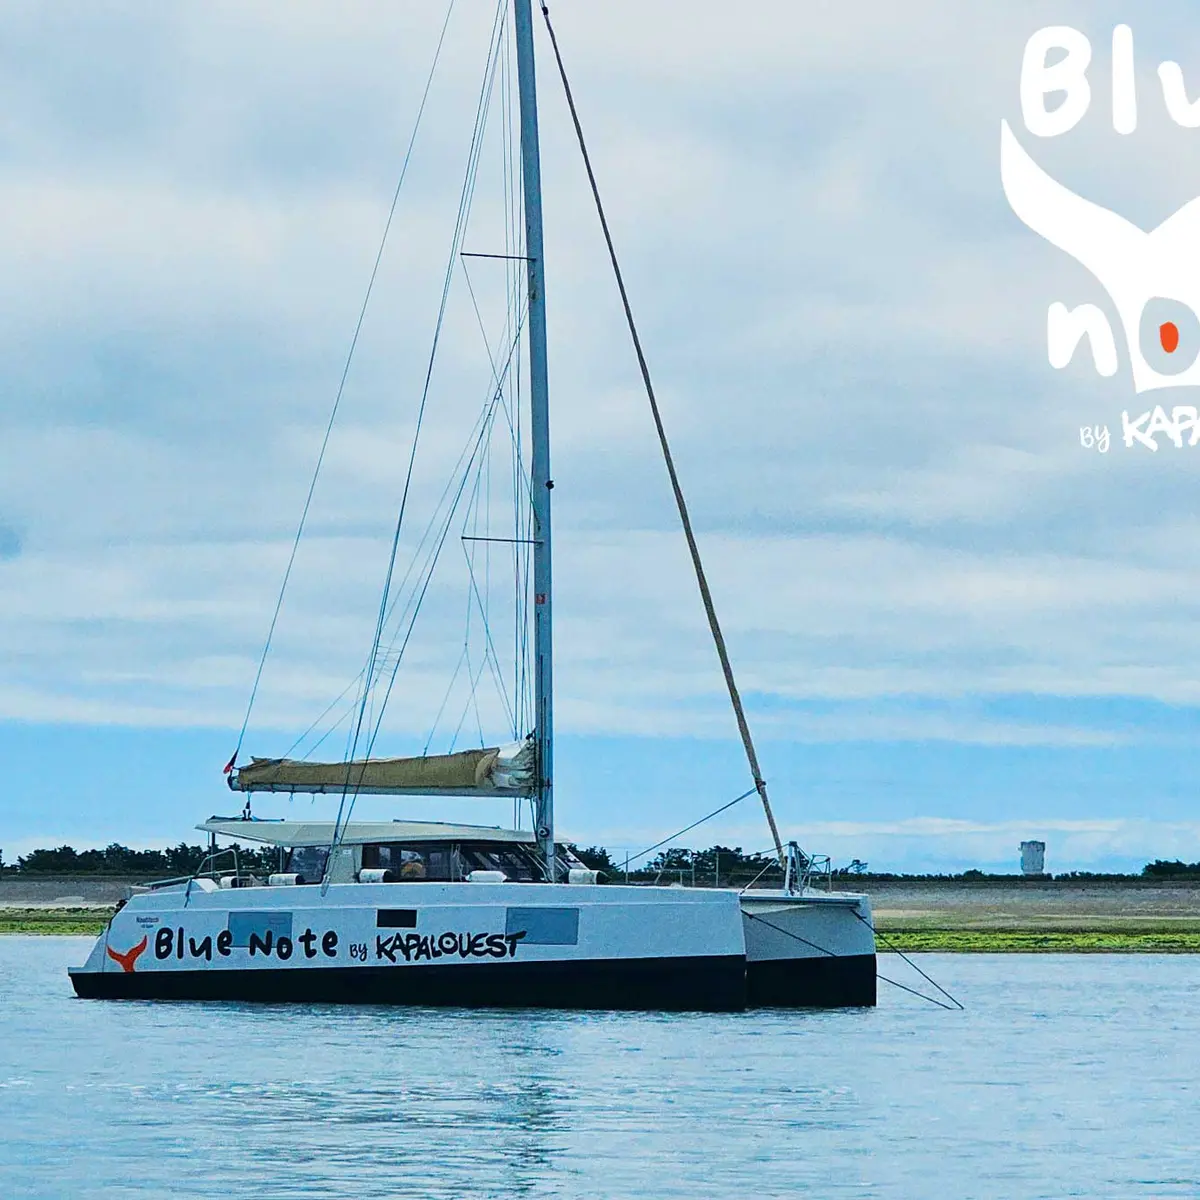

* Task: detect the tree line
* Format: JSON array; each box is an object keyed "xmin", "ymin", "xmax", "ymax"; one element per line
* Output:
[
  {"xmin": 3, "ymin": 842, "xmax": 1199, "ymax": 881},
  {"xmin": 2, "ymin": 842, "xmax": 280, "ymax": 876},
  {"xmin": 1, "ymin": 841, "xmax": 783, "ymax": 882}
]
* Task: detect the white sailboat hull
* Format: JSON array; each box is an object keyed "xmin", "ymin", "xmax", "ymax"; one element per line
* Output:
[
  {"xmin": 741, "ymin": 890, "xmax": 877, "ymax": 1007},
  {"xmin": 70, "ymin": 880, "xmax": 876, "ymax": 1010}
]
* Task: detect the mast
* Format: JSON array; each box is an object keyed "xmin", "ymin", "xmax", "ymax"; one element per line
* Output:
[{"xmin": 513, "ymin": 0, "xmax": 555, "ymax": 878}]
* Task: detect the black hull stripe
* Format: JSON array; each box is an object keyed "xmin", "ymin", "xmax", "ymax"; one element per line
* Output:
[
  {"xmin": 70, "ymin": 953, "xmax": 877, "ymax": 1010},
  {"xmin": 746, "ymin": 952, "xmax": 877, "ymax": 1008}
]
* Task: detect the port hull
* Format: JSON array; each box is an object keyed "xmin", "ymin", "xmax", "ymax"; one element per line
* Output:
[
  {"xmin": 71, "ymin": 950, "xmax": 878, "ymax": 1010},
  {"xmin": 68, "ymin": 881, "xmax": 878, "ymax": 1011},
  {"xmin": 746, "ymin": 952, "xmax": 877, "ymax": 1007}
]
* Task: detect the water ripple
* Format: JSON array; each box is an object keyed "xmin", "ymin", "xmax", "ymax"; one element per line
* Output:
[{"xmin": 0, "ymin": 938, "xmax": 1197, "ymax": 1198}]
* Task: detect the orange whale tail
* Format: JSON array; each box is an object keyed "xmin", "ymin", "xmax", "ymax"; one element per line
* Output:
[{"xmin": 106, "ymin": 936, "xmax": 148, "ymax": 973}]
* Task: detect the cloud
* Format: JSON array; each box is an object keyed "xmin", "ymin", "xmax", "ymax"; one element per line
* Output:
[{"xmin": 3, "ymin": 0, "xmax": 1200, "ymax": 775}]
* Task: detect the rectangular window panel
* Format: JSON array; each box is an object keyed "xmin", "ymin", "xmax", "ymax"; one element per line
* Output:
[
  {"xmin": 227, "ymin": 911, "xmax": 293, "ymax": 948},
  {"xmin": 376, "ymin": 909, "xmax": 418, "ymax": 929},
  {"xmin": 505, "ymin": 907, "xmax": 579, "ymax": 945}
]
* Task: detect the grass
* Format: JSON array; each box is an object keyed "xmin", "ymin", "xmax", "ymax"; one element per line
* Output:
[
  {"xmin": 0, "ymin": 908, "xmax": 113, "ymax": 935},
  {"xmin": 876, "ymin": 928, "xmax": 1200, "ymax": 953}
]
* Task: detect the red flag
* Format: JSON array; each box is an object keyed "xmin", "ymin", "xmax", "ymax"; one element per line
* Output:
[{"xmin": 222, "ymin": 752, "xmax": 237, "ymax": 775}]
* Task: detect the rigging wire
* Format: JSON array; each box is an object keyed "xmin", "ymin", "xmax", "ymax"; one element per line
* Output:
[
  {"xmin": 326, "ymin": 2, "xmax": 512, "ymax": 866},
  {"xmin": 537, "ymin": 2, "xmax": 787, "ymax": 864},
  {"xmin": 366, "ymin": 308, "xmax": 530, "ymax": 744},
  {"xmin": 461, "ymin": 250, "xmax": 536, "ymax": 738},
  {"xmin": 326, "ymin": 396, "xmax": 499, "ymax": 864},
  {"xmin": 423, "ymin": 643, "xmax": 470, "ymax": 755},
  {"xmin": 619, "ymin": 787, "xmax": 757, "ymax": 872},
  {"xmin": 226, "ymin": 0, "xmax": 457, "ymax": 773},
  {"xmin": 367, "ymin": 393, "xmax": 506, "ymax": 743},
  {"xmin": 285, "ymin": 299, "xmax": 529, "ymax": 769},
  {"xmin": 282, "ymin": 669, "xmax": 369, "ymax": 762}
]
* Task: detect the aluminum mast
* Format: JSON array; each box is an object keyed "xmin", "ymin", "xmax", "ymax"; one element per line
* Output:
[{"xmin": 513, "ymin": 0, "xmax": 555, "ymax": 878}]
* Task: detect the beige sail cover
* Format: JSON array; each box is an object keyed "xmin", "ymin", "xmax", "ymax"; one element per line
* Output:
[{"xmin": 230, "ymin": 738, "xmax": 534, "ymax": 795}]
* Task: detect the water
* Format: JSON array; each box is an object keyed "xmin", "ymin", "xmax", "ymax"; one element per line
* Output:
[{"xmin": 0, "ymin": 938, "xmax": 1196, "ymax": 1199}]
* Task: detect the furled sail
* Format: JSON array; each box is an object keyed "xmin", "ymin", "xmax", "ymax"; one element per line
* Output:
[{"xmin": 229, "ymin": 737, "xmax": 536, "ymax": 797}]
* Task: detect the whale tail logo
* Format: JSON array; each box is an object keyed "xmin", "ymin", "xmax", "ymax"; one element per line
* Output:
[
  {"xmin": 106, "ymin": 936, "xmax": 148, "ymax": 973},
  {"xmin": 1001, "ymin": 119, "xmax": 1200, "ymax": 392}
]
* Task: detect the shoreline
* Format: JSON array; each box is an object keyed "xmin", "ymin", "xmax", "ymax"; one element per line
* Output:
[
  {"xmin": 7, "ymin": 876, "xmax": 1200, "ymax": 951},
  {"xmin": 7, "ymin": 906, "xmax": 1200, "ymax": 951}
]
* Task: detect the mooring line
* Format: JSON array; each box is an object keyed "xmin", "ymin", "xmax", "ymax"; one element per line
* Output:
[
  {"xmin": 851, "ymin": 910, "xmax": 965, "ymax": 1010},
  {"xmin": 875, "ymin": 972, "xmax": 961, "ymax": 1012},
  {"xmin": 744, "ymin": 909, "xmax": 964, "ymax": 1011},
  {"xmin": 743, "ymin": 911, "xmax": 837, "ymax": 958}
]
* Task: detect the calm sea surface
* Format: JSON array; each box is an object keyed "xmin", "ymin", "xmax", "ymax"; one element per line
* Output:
[{"xmin": 0, "ymin": 937, "xmax": 1197, "ymax": 1199}]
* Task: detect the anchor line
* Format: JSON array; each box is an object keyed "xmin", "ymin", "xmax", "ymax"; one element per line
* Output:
[
  {"xmin": 849, "ymin": 910, "xmax": 965, "ymax": 1011},
  {"xmin": 743, "ymin": 910, "xmax": 964, "ymax": 1012},
  {"xmin": 875, "ymin": 972, "xmax": 960, "ymax": 1012},
  {"xmin": 742, "ymin": 912, "xmax": 837, "ymax": 958}
]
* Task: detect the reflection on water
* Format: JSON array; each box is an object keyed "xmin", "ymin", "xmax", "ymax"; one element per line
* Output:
[{"xmin": 1, "ymin": 938, "xmax": 1197, "ymax": 1198}]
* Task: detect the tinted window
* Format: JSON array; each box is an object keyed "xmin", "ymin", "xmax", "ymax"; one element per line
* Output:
[
  {"xmin": 228, "ymin": 912, "xmax": 293, "ymax": 947},
  {"xmin": 505, "ymin": 907, "xmax": 579, "ymax": 945},
  {"xmin": 377, "ymin": 909, "xmax": 417, "ymax": 928},
  {"xmin": 286, "ymin": 846, "xmax": 329, "ymax": 882},
  {"xmin": 362, "ymin": 844, "xmax": 457, "ymax": 881},
  {"xmin": 461, "ymin": 845, "xmax": 537, "ymax": 881}
]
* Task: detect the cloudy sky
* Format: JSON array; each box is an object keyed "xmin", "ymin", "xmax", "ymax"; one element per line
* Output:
[{"xmin": 3, "ymin": 0, "xmax": 1200, "ymax": 872}]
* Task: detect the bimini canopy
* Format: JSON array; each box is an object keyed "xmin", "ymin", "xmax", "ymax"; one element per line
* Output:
[
  {"xmin": 228, "ymin": 737, "xmax": 535, "ymax": 798},
  {"xmin": 197, "ymin": 818, "xmax": 537, "ymax": 848}
]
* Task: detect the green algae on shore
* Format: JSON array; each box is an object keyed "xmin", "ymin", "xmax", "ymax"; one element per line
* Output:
[
  {"xmin": 879, "ymin": 929, "xmax": 1200, "ymax": 952},
  {"xmin": 0, "ymin": 908, "xmax": 112, "ymax": 935}
]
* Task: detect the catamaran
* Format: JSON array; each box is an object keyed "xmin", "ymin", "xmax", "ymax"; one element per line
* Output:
[{"xmin": 70, "ymin": 0, "xmax": 876, "ymax": 1011}]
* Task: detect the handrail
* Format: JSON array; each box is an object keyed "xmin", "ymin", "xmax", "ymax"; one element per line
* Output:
[{"xmin": 193, "ymin": 845, "xmax": 242, "ymax": 882}]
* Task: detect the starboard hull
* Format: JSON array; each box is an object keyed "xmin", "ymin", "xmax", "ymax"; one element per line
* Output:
[{"xmin": 68, "ymin": 880, "xmax": 877, "ymax": 1011}]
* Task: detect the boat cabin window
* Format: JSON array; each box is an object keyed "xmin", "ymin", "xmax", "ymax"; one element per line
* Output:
[
  {"xmin": 358, "ymin": 841, "xmax": 542, "ymax": 882},
  {"xmin": 285, "ymin": 846, "xmax": 329, "ymax": 883},
  {"xmin": 459, "ymin": 844, "xmax": 538, "ymax": 882},
  {"xmin": 362, "ymin": 843, "xmax": 457, "ymax": 881}
]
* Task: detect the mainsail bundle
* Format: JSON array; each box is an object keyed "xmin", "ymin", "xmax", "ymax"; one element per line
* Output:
[{"xmin": 229, "ymin": 737, "xmax": 535, "ymax": 797}]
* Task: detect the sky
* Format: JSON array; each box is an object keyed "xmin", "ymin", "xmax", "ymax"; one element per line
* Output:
[{"xmin": 3, "ymin": 0, "xmax": 1200, "ymax": 873}]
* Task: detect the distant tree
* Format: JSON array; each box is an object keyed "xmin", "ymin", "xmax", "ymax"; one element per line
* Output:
[
  {"xmin": 15, "ymin": 842, "xmax": 208, "ymax": 875},
  {"xmin": 566, "ymin": 844, "xmax": 617, "ymax": 874},
  {"xmin": 1055, "ymin": 871, "xmax": 1134, "ymax": 881},
  {"xmin": 647, "ymin": 848, "xmax": 693, "ymax": 875},
  {"xmin": 18, "ymin": 845, "xmax": 82, "ymax": 872},
  {"xmin": 691, "ymin": 846, "xmax": 740, "ymax": 885},
  {"xmin": 1142, "ymin": 859, "xmax": 1200, "ymax": 878},
  {"xmin": 164, "ymin": 843, "xmax": 207, "ymax": 874}
]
